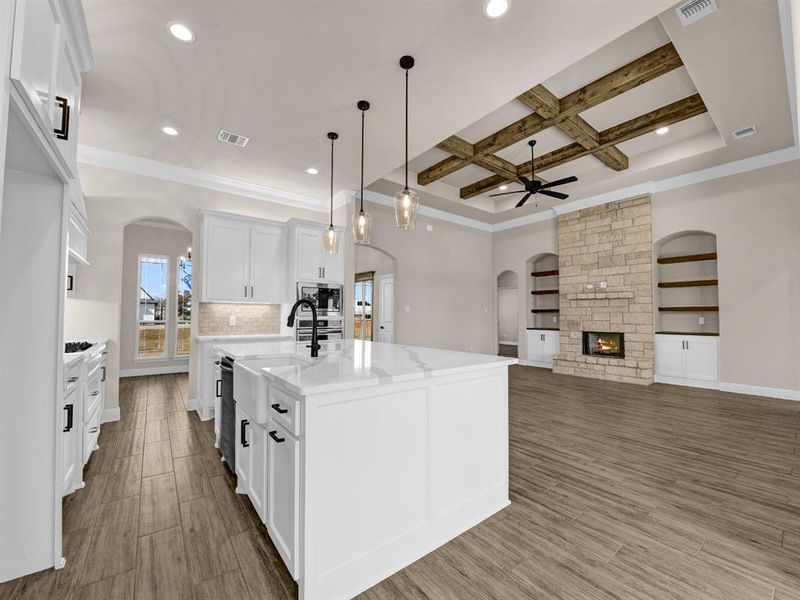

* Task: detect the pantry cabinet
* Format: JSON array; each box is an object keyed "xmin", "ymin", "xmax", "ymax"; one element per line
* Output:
[
  {"xmin": 200, "ymin": 212, "xmax": 289, "ymax": 303},
  {"xmin": 655, "ymin": 334, "xmax": 719, "ymax": 387}
]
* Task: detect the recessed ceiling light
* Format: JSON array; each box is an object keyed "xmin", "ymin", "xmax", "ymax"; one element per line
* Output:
[
  {"xmin": 499, "ymin": 185, "xmax": 508, "ymax": 190},
  {"xmin": 168, "ymin": 22, "xmax": 195, "ymax": 42},
  {"xmin": 484, "ymin": 0, "xmax": 510, "ymax": 19},
  {"xmin": 656, "ymin": 126, "xmax": 670, "ymax": 135},
  {"xmin": 306, "ymin": 167, "xmax": 319, "ymax": 175},
  {"xmin": 161, "ymin": 126, "xmax": 179, "ymax": 136}
]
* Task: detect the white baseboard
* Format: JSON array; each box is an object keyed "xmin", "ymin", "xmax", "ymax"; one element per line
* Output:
[
  {"xmin": 102, "ymin": 407, "xmax": 120, "ymax": 423},
  {"xmin": 120, "ymin": 365, "xmax": 189, "ymax": 377},
  {"xmin": 518, "ymin": 359, "xmax": 553, "ymax": 369},
  {"xmin": 498, "ymin": 341, "xmax": 518, "ymax": 346},
  {"xmin": 719, "ymin": 381, "xmax": 800, "ymax": 402},
  {"xmin": 654, "ymin": 375, "xmax": 720, "ymax": 390}
]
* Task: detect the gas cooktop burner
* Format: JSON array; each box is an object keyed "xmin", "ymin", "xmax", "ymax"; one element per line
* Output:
[{"xmin": 65, "ymin": 341, "xmax": 92, "ymax": 353}]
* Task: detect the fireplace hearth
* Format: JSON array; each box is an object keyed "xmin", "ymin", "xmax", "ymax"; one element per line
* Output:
[{"xmin": 583, "ymin": 332, "xmax": 625, "ymax": 358}]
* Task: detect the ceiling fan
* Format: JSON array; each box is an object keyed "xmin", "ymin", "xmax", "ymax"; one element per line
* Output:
[{"xmin": 490, "ymin": 140, "xmax": 578, "ymax": 207}]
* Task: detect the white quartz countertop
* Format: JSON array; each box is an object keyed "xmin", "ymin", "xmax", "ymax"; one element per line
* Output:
[
  {"xmin": 231, "ymin": 340, "xmax": 517, "ymax": 395},
  {"xmin": 196, "ymin": 333, "xmax": 293, "ymax": 342}
]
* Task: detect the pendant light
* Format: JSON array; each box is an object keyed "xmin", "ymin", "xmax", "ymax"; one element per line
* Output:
[
  {"xmin": 394, "ymin": 55, "xmax": 419, "ymax": 230},
  {"xmin": 322, "ymin": 132, "xmax": 341, "ymax": 254},
  {"xmin": 352, "ymin": 100, "xmax": 373, "ymax": 244}
]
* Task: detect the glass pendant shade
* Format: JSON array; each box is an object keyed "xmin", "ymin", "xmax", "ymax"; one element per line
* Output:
[
  {"xmin": 351, "ymin": 207, "xmax": 373, "ymax": 244},
  {"xmin": 322, "ymin": 224, "xmax": 341, "ymax": 255},
  {"xmin": 393, "ymin": 187, "xmax": 419, "ymax": 230}
]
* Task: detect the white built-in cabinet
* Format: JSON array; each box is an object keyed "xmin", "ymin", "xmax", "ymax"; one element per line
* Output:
[
  {"xmin": 201, "ymin": 215, "xmax": 288, "ymax": 303},
  {"xmin": 61, "ymin": 360, "xmax": 82, "ymax": 496},
  {"xmin": 266, "ymin": 419, "xmax": 300, "ymax": 578},
  {"xmin": 655, "ymin": 334, "xmax": 719, "ymax": 387},
  {"xmin": 526, "ymin": 329, "xmax": 560, "ymax": 367},
  {"xmin": 201, "ymin": 212, "xmax": 345, "ymax": 303}
]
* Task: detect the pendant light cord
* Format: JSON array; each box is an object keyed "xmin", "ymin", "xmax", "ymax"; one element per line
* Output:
[
  {"xmin": 329, "ymin": 136, "xmax": 334, "ymax": 227},
  {"xmin": 404, "ymin": 67, "xmax": 409, "ymax": 191},
  {"xmin": 360, "ymin": 109, "xmax": 365, "ymax": 213}
]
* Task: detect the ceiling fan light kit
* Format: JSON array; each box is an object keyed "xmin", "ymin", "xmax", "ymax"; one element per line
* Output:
[
  {"xmin": 394, "ymin": 55, "xmax": 420, "ymax": 230},
  {"xmin": 322, "ymin": 131, "xmax": 341, "ymax": 255},
  {"xmin": 352, "ymin": 100, "xmax": 373, "ymax": 245},
  {"xmin": 489, "ymin": 139, "xmax": 577, "ymax": 208}
]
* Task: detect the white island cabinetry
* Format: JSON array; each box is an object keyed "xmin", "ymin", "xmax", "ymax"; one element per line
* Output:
[{"xmin": 228, "ymin": 340, "xmax": 514, "ymax": 600}]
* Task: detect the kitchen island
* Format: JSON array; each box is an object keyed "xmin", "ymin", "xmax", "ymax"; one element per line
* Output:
[{"xmin": 217, "ymin": 339, "xmax": 515, "ymax": 600}]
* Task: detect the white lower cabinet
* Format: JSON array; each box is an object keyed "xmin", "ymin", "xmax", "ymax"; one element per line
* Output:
[
  {"xmin": 266, "ymin": 420, "xmax": 300, "ymax": 579},
  {"xmin": 235, "ymin": 403, "xmax": 252, "ymax": 494},
  {"xmin": 526, "ymin": 329, "xmax": 560, "ymax": 367},
  {"xmin": 61, "ymin": 384, "xmax": 80, "ymax": 495},
  {"xmin": 655, "ymin": 334, "xmax": 719, "ymax": 387}
]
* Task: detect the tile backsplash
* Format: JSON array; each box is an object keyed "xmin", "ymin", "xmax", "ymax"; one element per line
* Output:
[{"xmin": 198, "ymin": 303, "xmax": 281, "ymax": 336}]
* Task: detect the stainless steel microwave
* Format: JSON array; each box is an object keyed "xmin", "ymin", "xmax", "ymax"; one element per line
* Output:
[{"xmin": 297, "ymin": 282, "xmax": 343, "ymax": 316}]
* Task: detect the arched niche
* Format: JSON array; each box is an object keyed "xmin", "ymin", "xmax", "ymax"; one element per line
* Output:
[
  {"xmin": 525, "ymin": 252, "xmax": 559, "ymax": 330},
  {"xmin": 654, "ymin": 230, "xmax": 719, "ymax": 335}
]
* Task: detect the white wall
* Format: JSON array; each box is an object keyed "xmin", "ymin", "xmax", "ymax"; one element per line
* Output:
[
  {"xmin": 65, "ymin": 167, "xmax": 326, "ymax": 410},
  {"xmin": 119, "ymin": 222, "xmax": 193, "ymax": 373}
]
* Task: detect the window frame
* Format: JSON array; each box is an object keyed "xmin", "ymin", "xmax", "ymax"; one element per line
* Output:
[
  {"xmin": 174, "ymin": 257, "xmax": 192, "ymax": 357},
  {"xmin": 135, "ymin": 253, "xmax": 170, "ymax": 361}
]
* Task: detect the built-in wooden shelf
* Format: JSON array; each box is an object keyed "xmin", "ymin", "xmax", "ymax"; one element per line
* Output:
[
  {"xmin": 531, "ymin": 289, "xmax": 559, "ymax": 295},
  {"xmin": 656, "ymin": 331, "xmax": 719, "ymax": 336},
  {"xmin": 531, "ymin": 269, "xmax": 559, "ymax": 277},
  {"xmin": 658, "ymin": 279, "xmax": 718, "ymax": 288},
  {"xmin": 658, "ymin": 306, "xmax": 719, "ymax": 312},
  {"xmin": 657, "ymin": 252, "xmax": 717, "ymax": 265},
  {"xmin": 531, "ymin": 309, "xmax": 560, "ymax": 314}
]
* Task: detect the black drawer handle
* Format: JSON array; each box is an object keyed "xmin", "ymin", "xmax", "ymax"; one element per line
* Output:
[
  {"xmin": 216, "ymin": 379, "xmax": 222, "ymax": 398},
  {"xmin": 63, "ymin": 404, "xmax": 73, "ymax": 432},
  {"xmin": 271, "ymin": 403, "xmax": 288, "ymax": 414},
  {"xmin": 67, "ymin": 376, "xmax": 79, "ymax": 383},
  {"xmin": 101, "ymin": 366, "xmax": 106, "ymax": 382},
  {"xmin": 240, "ymin": 419, "xmax": 249, "ymax": 447},
  {"xmin": 54, "ymin": 95, "xmax": 70, "ymax": 140},
  {"xmin": 269, "ymin": 430, "xmax": 285, "ymax": 443}
]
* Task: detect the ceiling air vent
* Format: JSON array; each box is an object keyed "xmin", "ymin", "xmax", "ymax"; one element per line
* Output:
[
  {"xmin": 217, "ymin": 129, "xmax": 250, "ymax": 148},
  {"xmin": 732, "ymin": 125, "xmax": 758, "ymax": 140},
  {"xmin": 676, "ymin": 0, "xmax": 717, "ymax": 26}
]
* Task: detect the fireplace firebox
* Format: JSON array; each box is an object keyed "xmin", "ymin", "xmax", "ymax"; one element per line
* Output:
[{"xmin": 582, "ymin": 331, "xmax": 625, "ymax": 358}]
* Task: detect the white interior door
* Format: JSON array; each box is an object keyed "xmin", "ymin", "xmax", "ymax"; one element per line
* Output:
[
  {"xmin": 378, "ymin": 275, "xmax": 394, "ymax": 344},
  {"xmin": 497, "ymin": 288, "xmax": 517, "ymax": 344}
]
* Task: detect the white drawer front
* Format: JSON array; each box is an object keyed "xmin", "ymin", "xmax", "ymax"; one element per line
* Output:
[
  {"xmin": 268, "ymin": 385, "xmax": 300, "ymax": 437},
  {"xmin": 83, "ymin": 399, "xmax": 102, "ymax": 464}
]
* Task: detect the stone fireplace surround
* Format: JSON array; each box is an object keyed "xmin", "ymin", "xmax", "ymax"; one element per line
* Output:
[{"xmin": 552, "ymin": 196, "xmax": 654, "ymax": 385}]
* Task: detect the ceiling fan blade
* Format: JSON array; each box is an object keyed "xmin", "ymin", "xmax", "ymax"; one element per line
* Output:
[
  {"xmin": 540, "ymin": 176, "xmax": 578, "ymax": 189},
  {"xmin": 517, "ymin": 175, "xmax": 531, "ymax": 186},
  {"xmin": 489, "ymin": 190, "xmax": 525, "ymax": 197},
  {"xmin": 538, "ymin": 189, "xmax": 569, "ymax": 200},
  {"xmin": 515, "ymin": 193, "xmax": 532, "ymax": 208}
]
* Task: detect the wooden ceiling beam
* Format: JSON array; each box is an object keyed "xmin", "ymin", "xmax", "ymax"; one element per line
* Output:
[
  {"xmin": 460, "ymin": 93, "xmax": 706, "ymax": 199},
  {"xmin": 418, "ymin": 43, "xmax": 683, "ymax": 187},
  {"xmin": 518, "ymin": 85, "xmax": 628, "ymax": 171}
]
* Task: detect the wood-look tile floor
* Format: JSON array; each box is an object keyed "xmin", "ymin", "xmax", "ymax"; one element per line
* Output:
[{"xmin": 1, "ymin": 366, "xmax": 798, "ymax": 599}]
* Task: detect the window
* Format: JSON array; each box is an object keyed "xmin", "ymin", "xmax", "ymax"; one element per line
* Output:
[
  {"xmin": 354, "ymin": 272, "xmax": 374, "ymax": 341},
  {"xmin": 137, "ymin": 255, "xmax": 168, "ymax": 357},
  {"xmin": 176, "ymin": 258, "xmax": 192, "ymax": 355}
]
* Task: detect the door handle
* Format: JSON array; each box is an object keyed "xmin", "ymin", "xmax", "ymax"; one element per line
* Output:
[
  {"xmin": 63, "ymin": 404, "xmax": 73, "ymax": 432},
  {"xmin": 66, "ymin": 275, "xmax": 73, "ymax": 291},
  {"xmin": 240, "ymin": 419, "xmax": 249, "ymax": 447},
  {"xmin": 67, "ymin": 376, "xmax": 79, "ymax": 383},
  {"xmin": 269, "ymin": 430, "xmax": 285, "ymax": 443},
  {"xmin": 250, "ymin": 285, "xmax": 254, "ymax": 297},
  {"xmin": 90, "ymin": 391, "xmax": 100, "ymax": 397},
  {"xmin": 54, "ymin": 96, "xmax": 70, "ymax": 140},
  {"xmin": 271, "ymin": 403, "xmax": 288, "ymax": 414},
  {"xmin": 244, "ymin": 285, "xmax": 248, "ymax": 298},
  {"xmin": 101, "ymin": 366, "xmax": 106, "ymax": 382},
  {"xmin": 215, "ymin": 379, "xmax": 222, "ymax": 398}
]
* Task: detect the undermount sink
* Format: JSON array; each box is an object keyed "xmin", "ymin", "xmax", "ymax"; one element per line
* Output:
[{"xmin": 233, "ymin": 355, "xmax": 312, "ymax": 425}]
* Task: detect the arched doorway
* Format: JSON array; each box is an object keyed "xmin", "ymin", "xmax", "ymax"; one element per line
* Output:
[
  {"xmin": 497, "ymin": 270, "xmax": 519, "ymax": 357},
  {"xmin": 354, "ymin": 244, "xmax": 397, "ymax": 342}
]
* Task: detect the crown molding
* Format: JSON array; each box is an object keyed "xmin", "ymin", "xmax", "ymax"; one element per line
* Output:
[
  {"xmin": 77, "ymin": 145, "xmax": 328, "ymax": 213},
  {"xmin": 362, "ymin": 190, "xmax": 494, "ymax": 232}
]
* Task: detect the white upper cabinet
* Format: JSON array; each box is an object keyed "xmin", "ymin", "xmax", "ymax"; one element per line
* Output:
[
  {"xmin": 9, "ymin": 0, "xmax": 91, "ymax": 175},
  {"xmin": 289, "ymin": 221, "xmax": 345, "ymax": 284},
  {"xmin": 249, "ymin": 223, "xmax": 288, "ymax": 302},
  {"xmin": 201, "ymin": 212, "xmax": 290, "ymax": 303}
]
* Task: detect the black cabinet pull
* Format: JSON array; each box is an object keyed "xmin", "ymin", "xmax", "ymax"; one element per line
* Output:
[
  {"xmin": 240, "ymin": 419, "xmax": 249, "ymax": 447},
  {"xmin": 54, "ymin": 96, "xmax": 70, "ymax": 140},
  {"xmin": 215, "ymin": 379, "xmax": 222, "ymax": 398},
  {"xmin": 63, "ymin": 404, "xmax": 73, "ymax": 432},
  {"xmin": 271, "ymin": 403, "xmax": 288, "ymax": 414},
  {"xmin": 101, "ymin": 366, "xmax": 106, "ymax": 382},
  {"xmin": 66, "ymin": 275, "xmax": 73, "ymax": 291},
  {"xmin": 269, "ymin": 430, "xmax": 285, "ymax": 443}
]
